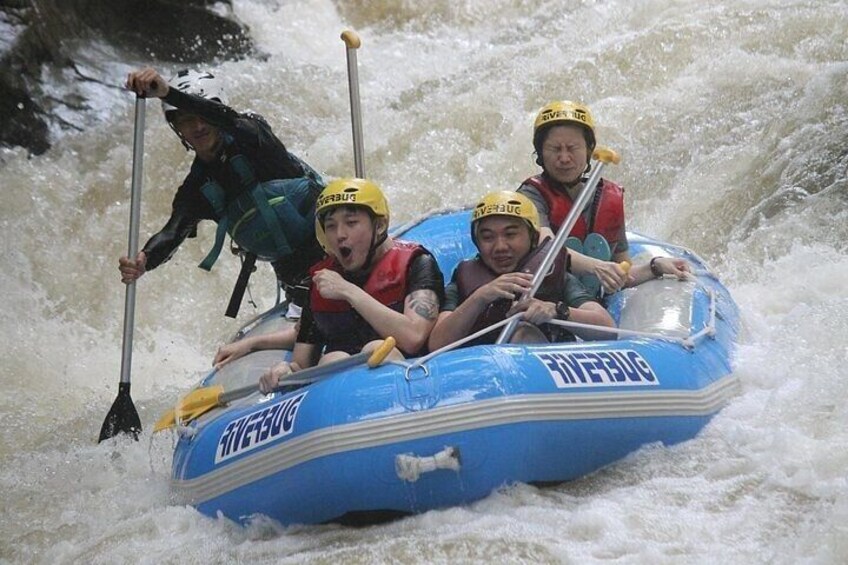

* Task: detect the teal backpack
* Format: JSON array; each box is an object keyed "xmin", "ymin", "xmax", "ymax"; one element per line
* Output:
[{"xmin": 197, "ymin": 148, "xmax": 324, "ymax": 271}]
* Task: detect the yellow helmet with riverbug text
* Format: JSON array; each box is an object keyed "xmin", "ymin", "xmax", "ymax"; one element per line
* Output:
[
  {"xmin": 533, "ymin": 100, "xmax": 595, "ymax": 134},
  {"xmin": 533, "ymin": 100, "xmax": 596, "ymax": 167},
  {"xmin": 315, "ymin": 178, "xmax": 390, "ymax": 250},
  {"xmin": 471, "ymin": 191, "xmax": 540, "ymax": 246}
]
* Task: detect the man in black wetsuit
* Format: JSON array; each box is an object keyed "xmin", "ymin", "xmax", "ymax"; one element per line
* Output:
[{"xmin": 119, "ymin": 67, "xmax": 325, "ymax": 310}]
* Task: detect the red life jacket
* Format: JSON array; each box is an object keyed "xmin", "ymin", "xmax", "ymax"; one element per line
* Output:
[
  {"xmin": 309, "ymin": 240, "xmax": 425, "ymax": 354},
  {"xmin": 523, "ymin": 175, "xmax": 625, "ymax": 247},
  {"xmin": 454, "ymin": 237, "xmax": 569, "ymax": 344}
]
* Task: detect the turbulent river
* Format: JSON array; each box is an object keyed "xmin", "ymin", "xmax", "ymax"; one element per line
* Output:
[{"xmin": 1, "ymin": 0, "xmax": 846, "ymax": 563}]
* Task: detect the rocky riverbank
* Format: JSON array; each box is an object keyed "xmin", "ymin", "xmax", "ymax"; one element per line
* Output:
[{"xmin": 0, "ymin": 0, "xmax": 254, "ymax": 155}]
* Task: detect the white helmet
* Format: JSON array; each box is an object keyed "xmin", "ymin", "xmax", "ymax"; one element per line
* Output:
[{"xmin": 161, "ymin": 69, "xmax": 227, "ymax": 117}]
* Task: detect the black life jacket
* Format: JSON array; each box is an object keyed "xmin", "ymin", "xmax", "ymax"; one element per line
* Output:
[{"xmin": 454, "ymin": 237, "xmax": 570, "ymax": 344}]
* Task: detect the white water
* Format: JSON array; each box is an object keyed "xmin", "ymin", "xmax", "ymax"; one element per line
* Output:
[{"xmin": 2, "ymin": 0, "xmax": 847, "ymax": 562}]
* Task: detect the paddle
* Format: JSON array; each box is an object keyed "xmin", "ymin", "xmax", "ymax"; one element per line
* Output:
[
  {"xmin": 341, "ymin": 30, "xmax": 365, "ymax": 177},
  {"xmin": 99, "ymin": 95, "xmax": 146, "ymax": 442},
  {"xmin": 495, "ymin": 146, "xmax": 621, "ymax": 344},
  {"xmin": 153, "ymin": 336, "xmax": 397, "ymax": 432}
]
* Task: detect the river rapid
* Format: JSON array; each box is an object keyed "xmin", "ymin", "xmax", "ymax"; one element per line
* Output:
[{"xmin": 1, "ymin": 0, "xmax": 846, "ymax": 563}]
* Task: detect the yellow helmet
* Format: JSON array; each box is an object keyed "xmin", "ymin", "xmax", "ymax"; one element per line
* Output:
[
  {"xmin": 471, "ymin": 191, "xmax": 540, "ymax": 245},
  {"xmin": 533, "ymin": 100, "xmax": 595, "ymax": 134},
  {"xmin": 533, "ymin": 100, "xmax": 596, "ymax": 168},
  {"xmin": 315, "ymin": 178, "xmax": 390, "ymax": 249}
]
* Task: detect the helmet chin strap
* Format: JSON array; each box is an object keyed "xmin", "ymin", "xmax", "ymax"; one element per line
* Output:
[
  {"xmin": 166, "ymin": 111, "xmax": 225, "ymax": 156},
  {"xmin": 346, "ymin": 220, "xmax": 388, "ymax": 276},
  {"xmin": 530, "ymin": 227, "xmax": 540, "ymax": 249},
  {"xmin": 168, "ymin": 122, "xmax": 225, "ymax": 158},
  {"xmin": 166, "ymin": 116, "xmax": 194, "ymax": 152}
]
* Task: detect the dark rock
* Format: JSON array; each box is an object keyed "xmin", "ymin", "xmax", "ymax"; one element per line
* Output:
[
  {"xmin": 0, "ymin": 0, "xmax": 255, "ymax": 156},
  {"xmin": 67, "ymin": 0, "xmax": 253, "ymax": 63},
  {"xmin": 0, "ymin": 78, "xmax": 50, "ymax": 155}
]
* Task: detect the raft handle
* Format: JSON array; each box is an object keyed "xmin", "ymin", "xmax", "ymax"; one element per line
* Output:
[
  {"xmin": 404, "ymin": 363, "xmax": 430, "ymax": 382},
  {"xmin": 396, "ymin": 446, "xmax": 461, "ymax": 482}
]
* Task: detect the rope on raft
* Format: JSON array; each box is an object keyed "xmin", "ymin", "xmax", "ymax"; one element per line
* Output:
[{"xmin": 399, "ymin": 289, "xmax": 718, "ymax": 373}]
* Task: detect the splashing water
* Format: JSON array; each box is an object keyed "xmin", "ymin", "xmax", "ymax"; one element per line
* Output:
[{"xmin": 1, "ymin": 0, "xmax": 846, "ymax": 562}]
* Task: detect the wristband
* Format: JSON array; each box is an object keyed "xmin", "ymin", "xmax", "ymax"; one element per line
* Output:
[
  {"xmin": 650, "ymin": 256, "xmax": 663, "ymax": 278},
  {"xmin": 555, "ymin": 301, "xmax": 571, "ymax": 321}
]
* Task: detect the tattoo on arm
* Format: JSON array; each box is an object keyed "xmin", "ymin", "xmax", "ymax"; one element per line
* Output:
[{"xmin": 407, "ymin": 290, "xmax": 439, "ymax": 321}]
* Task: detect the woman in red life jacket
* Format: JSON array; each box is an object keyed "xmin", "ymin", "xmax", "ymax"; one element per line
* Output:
[
  {"xmin": 428, "ymin": 191, "xmax": 614, "ymax": 351},
  {"xmin": 254, "ymin": 178, "xmax": 444, "ymax": 394},
  {"xmin": 518, "ymin": 100, "xmax": 689, "ymax": 293}
]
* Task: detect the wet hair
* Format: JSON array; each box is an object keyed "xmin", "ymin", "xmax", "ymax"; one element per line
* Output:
[{"xmin": 318, "ymin": 204, "xmax": 374, "ymax": 228}]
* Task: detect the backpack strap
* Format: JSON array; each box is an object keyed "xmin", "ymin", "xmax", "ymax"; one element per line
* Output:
[
  {"xmin": 225, "ymin": 252, "xmax": 257, "ymax": 318},
  {"xmin": 198, "ymin": 179, "xmax": 230, "ymax": 271}
]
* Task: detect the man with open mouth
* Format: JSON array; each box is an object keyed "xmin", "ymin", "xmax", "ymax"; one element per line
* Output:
[{"xmin": 255, "ymin": 178, "xmax": 445, "ymax": 393}]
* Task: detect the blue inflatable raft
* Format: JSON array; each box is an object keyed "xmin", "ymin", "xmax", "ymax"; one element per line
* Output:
[{"xmin": 166, "ymin": 209, "xmax": 741, "ymax": 526}]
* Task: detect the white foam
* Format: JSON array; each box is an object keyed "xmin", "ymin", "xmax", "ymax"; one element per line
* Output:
[{"xmin": 1, "ymin": 0, "xmax": 846, "ymax": 561}]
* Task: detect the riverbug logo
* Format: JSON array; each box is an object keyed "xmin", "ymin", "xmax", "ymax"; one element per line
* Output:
[
  {"xmin": 316, "ymin": 187, "xmax": 358, "ymax": 208},
  {"xmin": 534, "ymin": 349, "xmax": 659, "ymax": 388},
  {"xmin": 538, "ymin": 107, "xmax": 591, "ymax": 127},
  {"xmin": 215, "ymin": 392, "xmax": 307, "ymax": 463}
]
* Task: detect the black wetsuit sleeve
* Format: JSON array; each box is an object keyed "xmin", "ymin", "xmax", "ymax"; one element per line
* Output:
[
  {"xmin": 407, "ymin": 253, "xmax": 445, "ymax": 307},
  {"xmin": 165, "ymin": 86, "xmax": 307, "ymax": 180},
  {"xmin": 140, "ymin": 169, "xmax": 215, "ymax": 271},
  {"xmin": 165, "ymin": 88, "xmax": 308, "ymax": 181},
  {"xmin": 141, "ymin": 212, "xmax": 200, "ymax": 270},
  {"xmin": 162, "ymin": 88, "xmax": 240, "ymax": 129},
  {"xmin": 295, "ymin": 290, "xmax": 326, "ymax": 346}
]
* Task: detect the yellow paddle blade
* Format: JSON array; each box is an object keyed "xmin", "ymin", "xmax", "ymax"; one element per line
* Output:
[
  {"xmin": 592, "ymin": 146, "xmax": 621, "ymax": 165},
  {"xmin": 175, "ymin": 384, "xmax": 225, "ymax": 424},
  {"xmin": 153, "ymin": 384, "xmax": 225, "ymax": 433},
  {"xmin": 152, "ymin": 339, "xmax": 397, "ymax": 434},
  {"xmin": 153, "ymin": 409, "xmax": 176, "ymax": 433},
  {"xmin": 367, "ymin": 336, "xmax": 397, "ymax": 367}
]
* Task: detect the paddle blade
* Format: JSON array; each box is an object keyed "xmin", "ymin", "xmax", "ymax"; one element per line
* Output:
[
  {"xmin": 98, "ymin": 382, "xmax": 142, "ymax": 442},
  {"xmin": 153, "ymin": 385, "xmax": 226, "ymax": 433},
  {"xmin": 152, "ymin": 409, "xmax": 176, "ymax": 433}
]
